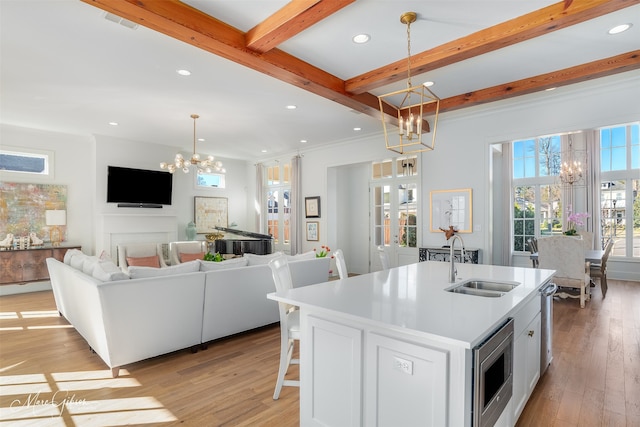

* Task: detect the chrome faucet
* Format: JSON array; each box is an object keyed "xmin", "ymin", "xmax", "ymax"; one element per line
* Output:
[{"xmin": 449, "ymin": 234, "xmax": 466, "ymax": 283}]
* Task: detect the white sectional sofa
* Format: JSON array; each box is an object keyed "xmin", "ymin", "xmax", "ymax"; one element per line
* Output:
[{"xmin": 46, "ymin": 252, "xmax": 330, "ymax": 377}]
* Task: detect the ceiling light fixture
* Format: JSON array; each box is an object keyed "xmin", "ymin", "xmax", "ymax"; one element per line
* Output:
[
  {"xmin": 177, "ymin": 69, "xmax": 191, "ymax": 76},
  {"xmin": 559, "ymin": 134, "xmax": 586, "ymax": 187},
  {"xmin": 378, "ymin": 12, "xmax": 440, "ymax": 154},
  {"xmin": 608, "ymin": 23, "xmax": 631, "ymax": 34},
  {"xmin": 160, "ymin": 114, "xmax": 225, "ymax": 174},
  {"xmin": 353, "ymin": 34, "xmax": 370, "ymax": 44}
]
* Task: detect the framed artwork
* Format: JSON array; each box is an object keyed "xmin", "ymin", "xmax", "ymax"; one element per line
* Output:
[
  {"xmin": 306, "ymin": 221, "xmax": 319, "ymax": 241},
  {"xmin": 305, "ymin": 196, "xmax": 321, "ymax": 218},
  {"xmin": 429, "ymin": 188, "xmax": 473, "ymax": 233},
  {"xmin": 194, "ymin": 196, "xmax": 228, "ymax": 233}
]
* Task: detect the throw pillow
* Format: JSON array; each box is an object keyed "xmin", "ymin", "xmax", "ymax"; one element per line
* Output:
[
  {"xmin": 199, "ymin": 256, "xmax": 249, "ymax": 271},
  {"xmin": 128, "ymin": 261, "xmax": 199, "ymax": 279},
  {"xmin": 126, "ymin": 255, "xmax": 160, "ymax": 268},
  {"xmin": 98, "ymin": 250, "xmax": 113, "ymax": 262},
  {"xmin": 244, "ymin": 252, "xmax": 284, "ymax": 266},
  {"xmin": 179, "ymin": 252, "xmax": 205, "ymax": 263},
  {"xmin": 70, "ymin": 253, "xmax": 88, "ymax": 270},
  {"xmin": 64, "ymin": 249, "xmax": 83, "ymax": 265},
  {"xmin": 287, "ymin": 250, "xmax": 316, "ymax": 261},
  {"xmin": 82, "ymin": 256, "xmax": 100, "ymax": 275},
  {"xmin": 92, "ymin": 260, "xmax": 129, "ymax": 282}
]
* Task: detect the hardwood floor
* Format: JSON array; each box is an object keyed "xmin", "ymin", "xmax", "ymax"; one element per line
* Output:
[{"xmin": 1, "ymin": 279, "xmax": 638, "ymax": 426}]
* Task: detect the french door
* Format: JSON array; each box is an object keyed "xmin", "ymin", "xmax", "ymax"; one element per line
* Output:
[{"xmin": 370, "ymin": 157, "xmax": 419, "ymax": 269}]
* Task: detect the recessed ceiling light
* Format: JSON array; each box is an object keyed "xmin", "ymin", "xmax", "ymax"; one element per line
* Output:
[
  {"xmin": 286, "ymin": 105, "xmax": 297, "ymax": 110},
  {"xmin": 261, "ymin": 149, "xmax": 268, "ymax": 153},
  {"xmin": 177, "ymin": 69, "xmax": 191, "ymax": 76},
  {"xmin": 353, "ymin": 34, "xmax": 370, "ymax": 44},
  {"xmin": 108, "ymin": 122, "xmax": 118, "ymax": 126},
  {"xmin": 423, "ymin": 81, "xmax": 435, "ymax": 87},
  {"xmin": 608, "ymin": 23, "xmax": 632, "ymax": 35},
  {"xmin": 300, "ymin": 139, "xmax": 308, "ymax": 143},
  {"xmin": 545, "ymin": 87, "xmax": 557, "ymax": 92},
  {"xmin": 353, "ymin": 127, "xmax": 362, "ymax": 131},
  {"xmin": 198, "ymin": 138, "xmax": 205, "ymax": 142}
]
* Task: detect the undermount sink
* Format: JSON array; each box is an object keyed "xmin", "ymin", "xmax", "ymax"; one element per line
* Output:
[{"xmin": 446, "ymin": 279, "xmax": 520, "ymax": 297}]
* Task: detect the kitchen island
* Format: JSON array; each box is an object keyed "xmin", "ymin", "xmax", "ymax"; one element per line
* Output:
[{"xmin": 268, "ymin": 260, "xmax": 555, "ymax": 427}]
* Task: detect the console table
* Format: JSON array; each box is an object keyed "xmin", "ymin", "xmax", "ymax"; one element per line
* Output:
[
  {"xmin": 419, "ymin": 246, "xmax": 482, "ymax": 264},
  {"xmin": 0, "ymin": 245, "xmax": 81, "ymax": 285}
]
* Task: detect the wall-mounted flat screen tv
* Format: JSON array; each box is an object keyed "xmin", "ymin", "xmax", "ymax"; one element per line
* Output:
[{"xmin": 107, "ymin": 166, "xmax": 173, "ymax": 207}]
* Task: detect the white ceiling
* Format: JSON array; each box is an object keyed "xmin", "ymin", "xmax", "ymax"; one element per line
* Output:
[{"xmin": 1, "ymin": 0, "xmax": 638, "ymax": 161}]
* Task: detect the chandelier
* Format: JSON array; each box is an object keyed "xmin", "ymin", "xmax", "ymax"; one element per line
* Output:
[
  {"xmin": 160, "ymin": 114, "xmax": 225, "ymax": 174},
  {"xmin": 559, "ymin": 135, "xmax": 584, "ymax": 186},
  {"xmin": 378, "ymin": 12, "xmax": 440, "ymax": 155}
]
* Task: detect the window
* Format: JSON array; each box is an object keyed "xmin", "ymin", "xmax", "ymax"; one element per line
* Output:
[
  {"xmin": 0, "ymin": 148, "xmax": 51, "ymax": 176},
  {"xmin": 195, "ymin": 172, "xmax": 225, "ymax": 189},
  {"xmin": 599, "ymin": 123, "xmax": 639, "ymax": 258},
  {"xmin": 512, "ymin": 136, "xmax": 562, "ymax": 252},
  {"xmin": 265, "ymin": 162, "xmax": 291, "ymax": 250}
]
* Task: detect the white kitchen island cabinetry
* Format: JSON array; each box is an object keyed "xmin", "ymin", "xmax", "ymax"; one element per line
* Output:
[
  {"xmin": 512, "ymin": 296, "xmax": 542, "ymax": 422},
  {"xmin": 271, "ymin": 261, "xmax": 554, "ymax": 427}
]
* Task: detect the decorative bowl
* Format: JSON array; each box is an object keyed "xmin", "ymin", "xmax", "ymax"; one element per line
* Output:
[{"xmin": 205, "ymin": 232, "xmax": 224, "ymax": 242}]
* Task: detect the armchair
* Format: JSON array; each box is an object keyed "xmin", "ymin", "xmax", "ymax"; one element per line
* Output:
[
  {"xmin": 537, "ymin": 235, "xmax": 591, "ymax": 308},
  {"xmin": 117, "ymin": 243, "xmax": 167, "ymax": 273},
  {"xmin": 169, "ymin": 241, "xmax": 208, "ymax": 265}
]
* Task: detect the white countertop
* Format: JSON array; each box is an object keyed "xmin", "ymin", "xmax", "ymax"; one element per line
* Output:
[{"xmin": 269, "ymin": 261, "xmax": 555, "ymax": 348}]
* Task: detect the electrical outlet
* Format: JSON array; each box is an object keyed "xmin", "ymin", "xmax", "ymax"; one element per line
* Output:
[{"xmin": 394, "ymin": 356, "xmax": 413, "ymax": 375}]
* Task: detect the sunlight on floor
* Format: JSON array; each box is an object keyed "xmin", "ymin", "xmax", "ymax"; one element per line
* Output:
[{"xmin": 1, "ymin": 309, "xmax": 178, "ymax": 425}]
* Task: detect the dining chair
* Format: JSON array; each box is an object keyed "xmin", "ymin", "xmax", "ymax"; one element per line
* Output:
[
  {"xmin": 577, "ymin": 230, "xmax": 594, "ymax": 251},
  {"xmin": 334, "ymin": 249, "xmax": 348, "ymax": 280},
  {"xmin": 590, "ymin": 238, "xmax": 614, "ymax": 298},
  {"xmin": 169, "ymin": 241, "xmax": 208, "ymax": 265},
  {"xmin": 268, "ymin": 255, "xmax": 300, "ymax": 400},
  {"xmin": 527, "ymin": 237, "xmax": 538, "ymax": 268},
  {"xmin": 377, "ymin": 246, "xmax": 390, "ymax": 270},
  {"xmin": 537, "ymin": 235, "xmax": 591, "ymax": 308}
]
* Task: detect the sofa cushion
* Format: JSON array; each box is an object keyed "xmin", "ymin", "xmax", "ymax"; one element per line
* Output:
[
  {"xmin": 70, "ymin": 253, "xmax": 88, "ymax": 270},
  {"xmin": 128, "ymin": 261, "xmax": 200, "ymax": 279},
  {"xmin": 126, "ymin": 255, "xmax": 160, "ymax": 268},
  {"xmin": 82, "ymin": 256, "xmax": 100, "ymax": 275},
  {"xmin": 287, "ymin": 250, "xmax": 316, "ymax": 261},
  {"xmin": 180, "ymin": 252, "xmax": 205, "ymax": 263},
  {"xmin": 64, "ymin": 249, "xmax": 84, "ymax": 265},
  {"xmin": 244, "ymin": 252, "xmax": 284, "ymax": 266},
  {"xmin": 199, "ymin": 256, "xmax": 249, "ymax": 271},
  {"xmin": 92, "ymin": 260, "xmax": 129, "ymax": 282}
]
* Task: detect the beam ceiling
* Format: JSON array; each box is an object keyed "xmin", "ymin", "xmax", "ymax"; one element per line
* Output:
[{"xmin": 81, "ymin": 0, "xmax": 640, "ymax": 123}]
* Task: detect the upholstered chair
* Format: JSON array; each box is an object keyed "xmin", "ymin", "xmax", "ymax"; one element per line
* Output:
[
  {"xmin": 537, "ymin": 235, "xmax": 590, "ymax": 308},
  {"xmin": 169, "ymin": 241, "xmax": 208, "ymax": 265},
  {"xmin": 117, "ymin": 243, "xmax": 167, "ymax": 273},
  {"xmin": 577, "ymin": 230, "xmax": 594, "ymax": 251}
]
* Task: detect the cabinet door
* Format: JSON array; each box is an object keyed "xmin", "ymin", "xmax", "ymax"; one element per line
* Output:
[
  {"xmin": 513, "ymin": 312, "xmax": 541, "ymax": 421},
  {"xmin": 302, "ymin": 315, "xmax": 362, "ymax": 427},
  {"xmin": 0, "ymin": 252, "xmax": 22, "ymax": 284},
  {"xmin": 21, "ymin": 250, "xmax": 51, "ymax": 282},
  {"xmin": 366, "ymin": 333, "xmax": 448, "ymax": 427}
]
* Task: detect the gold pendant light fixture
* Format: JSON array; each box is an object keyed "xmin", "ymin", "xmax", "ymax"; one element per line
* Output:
[
  {"xmin": 378, "ymin": 12, "xmax": 440, "ymax": 154},
  {"xmin": 160, "ymin": 114, "xmax": 225, "ymax": 174}
]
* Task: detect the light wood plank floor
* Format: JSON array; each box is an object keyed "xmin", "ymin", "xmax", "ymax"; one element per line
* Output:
[{"xmin": 1, "ymin": 279, "xmax": 638, "ymax": 426}]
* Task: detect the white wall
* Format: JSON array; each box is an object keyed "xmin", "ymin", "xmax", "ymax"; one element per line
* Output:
[
  {"xmin": 2, "ymin": 71, "xmax": 639, "ymax": 289},
  {"xmin": 295, "ymin": 71, "xmax": 639, "ymax": 280}
]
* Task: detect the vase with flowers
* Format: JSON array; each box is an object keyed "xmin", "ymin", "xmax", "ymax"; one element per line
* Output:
[
  {"xmin": 314, "ymin": 245, "xmax": 331, "ymax": 258},
  {"xmin": 564, "ymin": 207, "xmax": 589, "ymax": 236}
]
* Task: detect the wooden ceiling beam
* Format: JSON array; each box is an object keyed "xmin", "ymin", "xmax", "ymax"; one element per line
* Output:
[
  {"xmin": 246, "ymin": 0, "xmax": 356, "ymax": 53},
  {"xmin": 434, "ymin": 51, "xmax": 640, "ymax": 115},
  {"xmin": 346, "ymin": 0, "xmax": 640, "ymax": 94}
]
